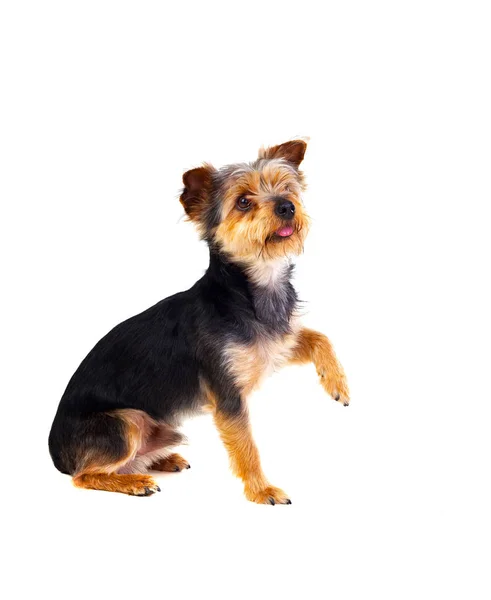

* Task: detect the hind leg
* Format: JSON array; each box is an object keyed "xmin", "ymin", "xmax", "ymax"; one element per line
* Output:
[
  {"xmin": 117, "ymin": 420, "xmax": 185, "ymax": 474},
  {"xmin": 70, "ymin": 409, "xmax": 164, "ymax": 496}
]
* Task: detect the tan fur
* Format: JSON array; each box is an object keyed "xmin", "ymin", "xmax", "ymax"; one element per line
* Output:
[
  {"xmin": 201, "ymin": 383, "xmax": 290, "ymax": 504},
  {"xmin": 73, "ymin": 473, "xmax": 160, "ymax": 496},
  {"xmin": 151, "ymin": 453, "xmax": 190, "ymax": 472},
  {"xmin": 212, "ymin": 404, "xmax": 290, "ymax": 505},
  {"xmin": 219, "ymin": 161, "xmax": 305, "ymax": 219},
  {"xmin": 290, "ymin": 328, "xmax": 350, "ymax": 405},
  {"xmin": 223, "ymin": 330, "xmax": 299, "ymax": 396},
  {"xmin": 214, "ymin": 162, "xmax": 309, "ymax": 262}
]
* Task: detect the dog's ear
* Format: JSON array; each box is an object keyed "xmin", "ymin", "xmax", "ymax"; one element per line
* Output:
[
  {"xmin": 259, "ymin": 140, "xmax": 307, "ymax": 168},
  {"xmin": 180, "ymin": 164, "xmax": 215, "ymax": 221}
]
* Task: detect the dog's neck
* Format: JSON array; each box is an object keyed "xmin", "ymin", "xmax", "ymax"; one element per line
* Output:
[
  {"xmin": 206, "ymin": 249, "xmax": 297, "ymax": 333},
  {"xmin": 244, "ymin": 258, "xmax": 290, "ymax": 289}
]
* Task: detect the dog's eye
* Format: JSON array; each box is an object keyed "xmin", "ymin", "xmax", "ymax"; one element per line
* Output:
[{"xmin": 236, "ymin": 196, "xmax": 251, "ymax": 210}]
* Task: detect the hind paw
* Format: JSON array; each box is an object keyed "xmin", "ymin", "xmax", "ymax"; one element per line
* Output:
[
  {"xmin": 150, "ymin": 453, "xmax": 191, "ymax": 472},
  {"xmin": 127, "ymin": 475, "xmax": 161, "ymax": 496}
]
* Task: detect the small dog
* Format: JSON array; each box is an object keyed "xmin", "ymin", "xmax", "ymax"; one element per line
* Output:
[{"xmin": 48, "ymin": 139, "xmax": 349, "ymax": 504}]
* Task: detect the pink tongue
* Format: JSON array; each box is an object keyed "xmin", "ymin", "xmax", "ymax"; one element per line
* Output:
[{"xmin": 276, "ymin": 226, "xmax": 294, "ymax": 237}]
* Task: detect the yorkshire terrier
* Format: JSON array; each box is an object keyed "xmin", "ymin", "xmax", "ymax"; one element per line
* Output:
[{"xmin": 49, "ymin": 139, "xmax": 349, "ymax": 504}]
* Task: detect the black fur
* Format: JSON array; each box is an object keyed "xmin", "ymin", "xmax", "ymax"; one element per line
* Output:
[{"xmin": 48, "ymin": 249, "xmax": 298, "ymax": 475}]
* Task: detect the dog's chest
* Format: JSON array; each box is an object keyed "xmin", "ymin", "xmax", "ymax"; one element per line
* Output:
[
  {"xmin": 222, "ymin": 258, "xmax": 300, "ymax": 396},
  {"xmin": 223, "ymin": 330, "xmax": 298, "ymax": 396}
]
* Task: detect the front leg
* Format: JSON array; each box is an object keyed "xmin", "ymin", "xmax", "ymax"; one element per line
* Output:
[
  {"xmin": 290, "ymin": 327, "xmax": 350, "ymax": 406},
  {"xmin": 209, "ymin": 388, "xmax": 291, "ymax": 505}
]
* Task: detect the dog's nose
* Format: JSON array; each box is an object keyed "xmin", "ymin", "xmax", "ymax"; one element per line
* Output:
[{"xmin": 274, "ymin": 199, "xmax": 295, "ymax": 220}]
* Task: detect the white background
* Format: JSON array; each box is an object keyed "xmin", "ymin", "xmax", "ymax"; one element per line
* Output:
[{"xmin": 1, "ymin": 1, "xmax": 490, "ymax": 598}]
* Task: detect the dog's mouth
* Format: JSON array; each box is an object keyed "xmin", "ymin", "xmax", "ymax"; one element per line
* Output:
[{"xmin": 273, "ymin": 225, "xmax": 294, "ymax": 238}]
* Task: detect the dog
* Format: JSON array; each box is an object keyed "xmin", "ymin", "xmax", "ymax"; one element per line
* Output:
[{"xmin": 48, "ymin": 139, "xmax": 349, "ymax": 504}]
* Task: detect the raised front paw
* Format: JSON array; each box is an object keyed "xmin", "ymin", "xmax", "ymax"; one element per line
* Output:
[
  {"xmin": 245, "ymin": 485, "xmax": 292, "ymax": 505},
  {"xmin": 318, "ymin": 367, "xmax": 350, "ymax": 406}
]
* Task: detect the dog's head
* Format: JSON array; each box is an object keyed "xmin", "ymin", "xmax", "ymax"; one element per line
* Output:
[{"xmin": 180, "ymin": 140, "xmax": 310, "ymax": 263}]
